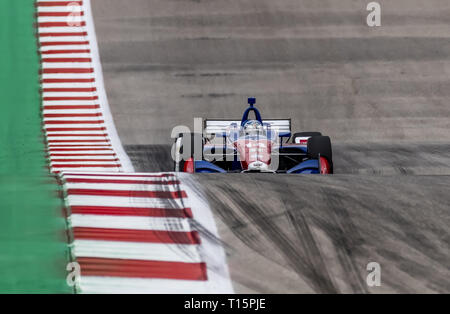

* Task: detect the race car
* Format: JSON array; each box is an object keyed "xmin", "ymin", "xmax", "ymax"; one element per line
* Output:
[{"xmin": 173, "ymin": 98, "xmax": 333, "ymax": 174}]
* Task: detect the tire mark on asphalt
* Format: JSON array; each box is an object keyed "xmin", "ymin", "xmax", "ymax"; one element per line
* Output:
[
  {"xmin": 316, "ymin": 187, "xmax": 369, "ymax": 293},
  {"xmin": 211, "ymin": 181, "xmax": 339, "ymax": 293},
  {"xmin": 285, "ymin": 206, "xmax": 338, "ymax": 293}
]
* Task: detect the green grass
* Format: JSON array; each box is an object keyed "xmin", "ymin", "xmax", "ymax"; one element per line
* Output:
[{"xmin": 0, "ymin": 0, "xmax": 72, "ymax": 293}]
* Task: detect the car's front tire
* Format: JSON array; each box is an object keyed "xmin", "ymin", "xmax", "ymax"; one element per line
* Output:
[
  {"xmin": 307, "ymin": 135, "xmax": 333, "ymax": 174},
  {"xmin": 173, "ymin": 133, "xmax": 203, "ymax": 172}
]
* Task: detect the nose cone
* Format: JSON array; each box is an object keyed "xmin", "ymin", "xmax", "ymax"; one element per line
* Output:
[
  {"xmin": 248, "ymin": 161, "xmax": 269, "ymax": 171},
  {"xmin": 236, "ymin": 138, "xmax": 272, "ymax": 171}
]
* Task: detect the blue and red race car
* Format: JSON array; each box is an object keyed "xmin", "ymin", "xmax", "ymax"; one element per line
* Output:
[{"xmin": 173, "ymin": 98, "xmax": 333, "ymax": 174}]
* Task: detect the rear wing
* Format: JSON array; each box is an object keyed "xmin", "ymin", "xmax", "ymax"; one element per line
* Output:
[{"xmin": 204, "ymin": 119, "xmax": 291, "ymax": 137}]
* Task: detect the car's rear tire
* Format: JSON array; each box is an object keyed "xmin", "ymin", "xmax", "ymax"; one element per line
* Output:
[
  {"xmin": 307, "ymin": 136, "xmax": 333, "ymax": 173},
  {"xmin": 292, "ymin": 132, "xmax": 322, "ymax": 143}
]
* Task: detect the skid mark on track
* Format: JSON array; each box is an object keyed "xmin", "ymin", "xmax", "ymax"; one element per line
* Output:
[
  {"xmin": 188, "ymin": 174, "xmax": 450, "ymax": 293},
  {"xmin": 200, "ymin": 181, "xmax": 338, "ymax": 293},
  {"xmin": 315, "ymin": 187, "xmax": 368, "ymax": 293}
]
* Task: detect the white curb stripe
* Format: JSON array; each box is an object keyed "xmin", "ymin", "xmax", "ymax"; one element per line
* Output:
[
  {"xmin": 70, "ymin": 214, "xmax": 192, "ymax": 231},
  {"xmin": 72, "ymin": 240, "xmax": 201, "ymax": 263},
  {"xmin": 79, "ymin": 277, "xmax": 230, "ymax": 294},
  {"xmin": 67, "ymin": 195, "xmax": 186, "ymax": 208}
]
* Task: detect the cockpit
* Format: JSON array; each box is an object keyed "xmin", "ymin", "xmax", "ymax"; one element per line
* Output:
[{"xmin": 240, "ymin": 120, "xmax": 265, "ymax": 137}]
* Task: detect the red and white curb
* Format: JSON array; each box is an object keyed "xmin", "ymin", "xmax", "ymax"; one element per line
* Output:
[
  {"xmin": 37, "ymin": 0, "xmax": 133, "ymax": 173},
  {"xmin": 36, "ymin": 0, "xmax": 232, "ymax": 293},
  {"xmin": 60, "ymin": 172, "xmax": 232, "ymax": 293}
]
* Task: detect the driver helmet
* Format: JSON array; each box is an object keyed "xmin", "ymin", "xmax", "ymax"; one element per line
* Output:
[{"xmin": 243, "ymin": 120, "xmax": 263, "ymax": 136}]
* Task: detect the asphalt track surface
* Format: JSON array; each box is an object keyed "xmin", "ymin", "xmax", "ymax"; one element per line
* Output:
[{"xmin": 92, "ymin": 0, "xmax": 450, "ymax": 293}]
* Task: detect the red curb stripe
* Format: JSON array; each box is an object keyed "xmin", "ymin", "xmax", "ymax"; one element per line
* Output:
[
  {"xmin": 48, "ymin": 144, "xmax": 112, "ymax": 147},
  {"xmin": 49, "ymin": 148, "xmax": 114, "ymax": 151},
  {"xmin": 41, "ymin": 49, "xmax": 91, "ymax": 54},
  {"xmin": 67, "ymin": 189, "xmax": 187, "ymax": 198},
  {"xmin": 63, "ymin": 173, "xmax": 175, "ymax": 178},
  {"xmin": 42, "ymin": 78, "xmax": 95, "ymax": 83},
  {"xmin": 50, "ymin": 153, "xmax": 115, "ymax": 156},
  {"xmin": 53, "ymin": 164, "xmax": 121, "ymax": 168},
  {"xmin": 41, "ymin": 68, "xmax": 93, "ymax": 74},
  {"xmin": 44, "ymin": 120, "xmax": 105, "ymax": 124},
  {"xmin": 44, "ymin": 113, "xmax": 102, "ymax": 118},
  {"xmin": 52, "ymin": 158, "xmax": 119, "ymax": 162},
  {"xmin": 73, "ymin": 227, "xmax": 200, "ymax": 245},
  {"xmin": 45, "ymin": 127, "xmax": 106, "ymax": 131},
  {"xmin": 47, "ymin": 134, "xmax": 108, "ymax": 137},
  {"xmin": 44, "ymin": 105, "xmax": 100, "ymax": 110},
  {"xmin": 39, "ymin": 22, "xmax": 86, "ymax": 28},
  {"xmin": 37, "ymin": 1, "xmax": 83, "ymax": 6},
  {"xmin": 44, "ymin": 96, "xmax": 98, "ymax": 101},
  {"xmin": 48, "ymin": 140, "xmax": 109, "ymax": 144},
  {"xmin": 49, "ymin": 143, "xmax": 110, "ymax": 147},
  {"xmin": 38, "ymin": 11, "xmax": 85, "ymax": 17},
  {"xmin": 65, "ymin": 178, "xmax": 180, "ymax": 185},
  {"xmin": 43, "ymin": 88, "xmax": 96, "ymax": 92},
  {"xmin": 39, "ymin": 32, "xmax": 88, "ymax": 37},
  {"xmin": 41, "ymin": 41, "xmax": 89, "ymax": 46},
  {"xmin": 77, "ymin": 257, "xmax": 207, "ymax": 281},
  {"xmin": 70, "ymin": 205, "xmax": 193, "ymax": 218},
  {"xmin": 42, "ymin": 58, "xmax": 92, "ymax": 63}
]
